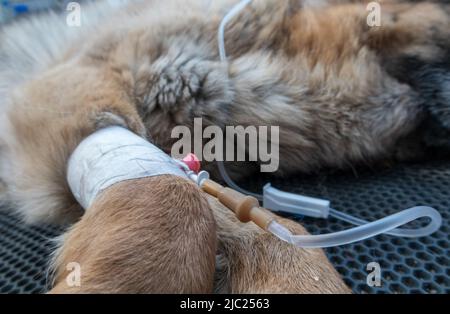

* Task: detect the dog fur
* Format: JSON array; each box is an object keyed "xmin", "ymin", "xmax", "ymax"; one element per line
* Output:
[{"xmin": 0, "ymin": 0, "xmax": 449, "ymax": 293}]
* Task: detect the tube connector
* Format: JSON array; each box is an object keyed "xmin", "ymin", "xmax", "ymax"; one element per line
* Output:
[{"xmin": 201, "ymin": 179, "xmax": 275, "ymax": 230}]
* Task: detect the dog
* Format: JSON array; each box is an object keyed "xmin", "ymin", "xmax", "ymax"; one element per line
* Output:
[{"xmin": 0, "ymin": 0, "xmax": 449, "ymax": 293}]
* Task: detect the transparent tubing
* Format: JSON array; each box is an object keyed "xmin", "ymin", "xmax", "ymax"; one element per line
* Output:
[
  {"xmin": 218, "ymin": 0, "xmax": 253, "ymax": 61},
  {"xmin": 217, "ymin": 0, "xmax": 262, "ymax": 200},
  {"xmin": 217, "ymin": 161, "xmax": 263, "ymax": 201},
  {"xmin": 216, "ymin": 0, "xmax": 443, "ymax": 246},
  {"xmin": 328, "ymin": 208, "xmax": 441, "ymax": 237},
  {"xmin": 268, "ymin": 206, "xmax": 442, "ymax": 248}
]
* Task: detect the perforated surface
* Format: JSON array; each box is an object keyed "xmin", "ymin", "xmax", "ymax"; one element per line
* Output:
[
  {"xmin": 0, "ymin": 213, "xmax": 60, "ymax": 293},
  {"xmin": 246, "ymin": 159, "xmax": 450, "ymax": 294},
  {"xmin": 0, "ymin": 159, "xmax": 449, "ymax": 294}
]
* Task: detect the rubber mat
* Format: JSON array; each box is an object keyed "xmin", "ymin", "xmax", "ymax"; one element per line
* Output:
[
  {"xmin": 0, "ymin": 159, "xmax": 449, "ymax": 294},
  {"xmin": 245, "ymin": 158, "xmax": 450, "ymax": 294},
  {"xmin": 0, "ymin": 212, "xmax": 61, "ymax": 293}
]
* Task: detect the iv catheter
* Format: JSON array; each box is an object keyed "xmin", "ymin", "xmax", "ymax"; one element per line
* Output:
[
  {"xmin": 182, "ymin": 161, "xmax": 442, "ymax": 249},
  {"xmin": 66, "ymin": 125, "xmax": 442, "ymax": 250},
  {"xmin": 66, "ymin": 1, "xmax": 443, "ymax": 250}
]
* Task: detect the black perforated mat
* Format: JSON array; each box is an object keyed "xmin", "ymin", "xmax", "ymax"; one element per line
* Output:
[
  {"xmin": 0, "ymin": 213, "xmax": 60, "ymax": 293},
  {"xmin": 0, "ymin": 159, "xmax": 449, "ymax": 294},
  {"xmin": 246, "ymin": 158, "xmax": 450, "ymax": 294}
]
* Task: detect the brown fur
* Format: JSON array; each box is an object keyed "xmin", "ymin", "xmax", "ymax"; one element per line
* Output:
[
  {"xmin": 210, "ymin": 196, "xmax": 350, "ymax": 293},
  {"xmin": 50, "ymin": 176, "xmax": 217, "ymax": 293},
  {"xmin": 49, "ymin": 175, "xmax": 349, "ymax": 293},
  {"xmin": 0, "ymin": 0, "xmax": 449, "ymax": 293}
]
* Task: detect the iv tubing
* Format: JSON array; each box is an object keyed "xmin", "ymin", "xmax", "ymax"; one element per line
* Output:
[
  {"xmin": 268, "ymin": 206, "xmax": 442, "ymax": 248},
  {"xmin": 213, "ymin": 0, "xmax": 443, "ymax": 247},
  {"xmin": 192, "ymin": 174, "xmax": 442, "ymax": 248}
]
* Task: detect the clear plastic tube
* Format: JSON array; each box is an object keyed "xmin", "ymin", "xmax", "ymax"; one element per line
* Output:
[
  {"xmin": 218, "ymin": 0, "xmax": 253, "ymax": 61},
  {"xmin": 268, "ymin": 206, "xmax": 442, "ymax": 248},
  {"xmin": 216, "ymin": 0, "xmax": 443, "ymax": 247},
  {"xmin": 328, "ymin": 208, "xmax": 441, "ymax": 238},
  {"xmin": 217, "ymin": 0, "xmax": 263, "ymax": 201},
  {"xmin": 217, "ymin": 161, "xmax": 263, "ymax": 201}
]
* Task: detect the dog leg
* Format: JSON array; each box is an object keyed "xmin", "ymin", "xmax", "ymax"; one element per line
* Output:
[
  {"xmin": 3, "ymin": 63, "xmax": 148, "ymax": 225},
  {"xmin": 49, "ymin": 175, "xmax": 217, "ymax": 293},
  {"xmin": 4, "ymin": 63, "xmax": 217, "ymax": 293},
  {"xmin": 208, "ymin": 196, "xmax": 351, "ymax": 294}
]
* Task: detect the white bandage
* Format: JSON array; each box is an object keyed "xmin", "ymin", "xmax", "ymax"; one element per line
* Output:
[{"xmin": 67, "ymin": 126, "xmax": 188, "ymax": 209}]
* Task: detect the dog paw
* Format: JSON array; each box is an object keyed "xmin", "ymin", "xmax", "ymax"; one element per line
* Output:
[
  {"xmin": 423, "ymin": 118, "xmax": 450, "ymax": 151},
  {"xmin": 389, "ymin": 57, "xmax": 450, "ymax": 131},
  {"xmin": 426, "ymin": 75, "xmax": 450, "ymax": 130},
  {"xmin": 147, "ymin": 59, "xmax": 202, "ymax": 113},
  {"xmin": 135, "ymin": 53, "xmax": 233, "ymax": 123}
]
